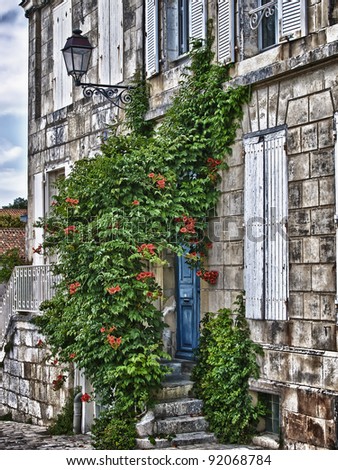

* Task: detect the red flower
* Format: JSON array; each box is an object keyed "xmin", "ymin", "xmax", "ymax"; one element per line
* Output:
[
  {"xmin": 64, "ymin": 225, "xmax": 77, "ymax": 235},
  {"xmin": 107, "ymin": 285, "xmax": 121, "ymax": 295},
  {"xmin": 52, "ymin": 374, "xmax": 66, "ymax": 391},
  {"xmin": 148, "ymin": 172, "xmax": 155, "ymax": 178},
  {"xmin": 100, "ymin": 327, "xmax": 106, "ymax": 333},
  {"xmin": 132, "ymin": 200, "xmax": 140, "ymax": 205},
  {"xmin": 65, "ymin": 197, "xmax": 79, "ymax": 206},
  {"xmin": 36, "ymin": 339, "xmax": 44, "ymax": 348},
  {"xmin": 32, "ymin": 245, "xmax": 42, "ymax": 254},
  {"xmin": 69, "ymin": 353, "xmax": 76, "ymax": 359},
  {"xmin": 136, "ymin": 271, "xmax": 155, "ymax": 281},
  {"xmin": 107, "ymin": 335, "xmax": 122, "ymax": 350},
  {"xmin": 196, "ymin": 270, "xmax": 219, "ymax": 285},
  {"xmin": 157, "ymin": 179, "xmax": 166, "ymax": 189},
  {"xmin": 80, "ymin": 393, "xmax": 91, "ymax": 403},
  {"xmin": 69, "ymin": 281, "xmax": 81, "ymax": 295},
  {"xmin": 137, "ymin": 243, "xmax": 156, "ymax": 255}
]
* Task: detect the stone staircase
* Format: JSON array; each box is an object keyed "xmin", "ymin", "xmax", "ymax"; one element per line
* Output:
[{"xmin": 136, "ymin": 360, "xmax": 218, "ymax": 449}]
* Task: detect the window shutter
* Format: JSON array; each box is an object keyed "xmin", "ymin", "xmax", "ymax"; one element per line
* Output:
[
  {"xmin": 145, "ymin": 0, "xmax": 159, "ymax": 77},
  {"xmin": 33, "ymin": 173, "xmax": 44, "ymax": 265},
  {"xmin": 190, "ymin": 0, "xmax": 207, "ymax": 41},
  {"xmin": 244, "ymin": 137, "xmax": 265, "ymax": 320},
  {"xmin": 264, "ymin": 130, "xmax": 288, "ymax": 321},
  {"xmin": 53, "ymin": 1, "xmax": 72, "ymax": 110},
  {"xmin": 217, "ymin": 0, "xmax": 235, "ymax": 63},
  {"xmin": 244, "ymin": 130, "xmax": 288, "ymax": 321},
  {"xmin": 98, "ymin": 0, "xmax": 123, "ymax": 84},
  {"xmin": 278, "ymin": 0, "xmax": 307, "ymax": 40}
]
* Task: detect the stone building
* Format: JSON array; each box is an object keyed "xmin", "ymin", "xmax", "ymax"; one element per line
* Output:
[{"xmin": 0, "ymin": 0, "xmax": 337, "ymax": 448}]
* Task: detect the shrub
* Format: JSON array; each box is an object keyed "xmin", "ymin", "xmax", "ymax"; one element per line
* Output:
[
  {"xmin": 192, "ymin": 295, "xmax": 265, "ymax": 444},
  {"xmin": 91, "ymin": 408, "xmax": 137, "ymax": 450}
]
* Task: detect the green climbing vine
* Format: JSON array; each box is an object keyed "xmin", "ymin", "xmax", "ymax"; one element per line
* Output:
[{"xmin": 33, "ymin": 29, "xmax": 250, "ymax": 443}]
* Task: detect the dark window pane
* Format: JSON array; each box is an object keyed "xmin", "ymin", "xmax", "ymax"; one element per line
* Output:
[{"xmin": 260, "ymin": 0, "xmax": 276, "ymax": 50}]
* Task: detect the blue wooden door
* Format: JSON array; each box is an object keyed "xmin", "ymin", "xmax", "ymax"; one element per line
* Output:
[{"xmin": 176, "ymin": 254, "xmax": 200, "ymax": 359}]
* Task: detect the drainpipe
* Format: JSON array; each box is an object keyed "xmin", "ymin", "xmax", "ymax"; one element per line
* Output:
[{"xmin": 73, "ymin": 392, "xmax": 83, "ymax": 434}]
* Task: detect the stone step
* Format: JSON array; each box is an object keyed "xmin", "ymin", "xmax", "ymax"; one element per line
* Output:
[
  {"xmin": 155, "ymin": 379, "xmax": 194, "ymax": 401},
  {"xmin": 156, "ymin": 415, "xmax": 209, "ymax": 435},
  {"xmin": 162, "ymin": 360, "xmax": 196, "ymax": 379},
  {"xmin": 136, "ymin": 431, "xmax": 216, "ymax": 450},
  {"xmin": 154, "ymin": 397, "xmax": 203, "ymax": 419}
]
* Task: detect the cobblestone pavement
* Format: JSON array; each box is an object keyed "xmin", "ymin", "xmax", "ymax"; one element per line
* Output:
[
  {"xmin": 0, "ymin": 421, "xmax": 93, "ymax": 450},
  {"xmin": 0, "ymin": 420, "xmax": 261, "ymax": 450}
]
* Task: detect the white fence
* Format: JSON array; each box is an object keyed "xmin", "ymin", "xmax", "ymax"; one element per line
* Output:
[{"xmin": 0, "ymin": 265, "xmax": 60, "ymax": 348}]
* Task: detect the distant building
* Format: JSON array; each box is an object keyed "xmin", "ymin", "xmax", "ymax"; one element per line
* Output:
[{"xmin": 0, "ymin": 209, "xmax": 27, "ymax": 260}]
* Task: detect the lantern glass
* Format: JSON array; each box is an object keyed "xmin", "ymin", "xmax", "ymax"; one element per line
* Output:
[{"xmin": 62, "ymin": 30, "xmax": 93, "ymax": 85}]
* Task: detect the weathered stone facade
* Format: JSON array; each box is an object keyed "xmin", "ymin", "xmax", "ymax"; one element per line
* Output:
[
  {"xmin": 0, "ymin": 0, "xmax": 336, "ymax": 447},
  {"xmin": 0, "ymin": 316, "xmax": 73, "ymax": 424}
]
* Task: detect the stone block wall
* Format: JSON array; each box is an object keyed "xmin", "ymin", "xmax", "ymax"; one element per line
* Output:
[
  {"xmin": 0, "ymin": 317, "xmax": 73, "ymax": 425},
  {"xmin": 212, "ymin": 30, "xmax": 338, "ymax": 448}
]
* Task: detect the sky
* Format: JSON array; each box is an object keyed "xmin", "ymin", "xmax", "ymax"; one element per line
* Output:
[{"xmin": 0, "ymin": 1, "xmax": 28, "ymax": 208}]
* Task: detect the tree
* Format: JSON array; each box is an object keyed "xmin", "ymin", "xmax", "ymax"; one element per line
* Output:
[{"xmin": 2, "ymin": 197, "xmax": 28, "ymax": 209}]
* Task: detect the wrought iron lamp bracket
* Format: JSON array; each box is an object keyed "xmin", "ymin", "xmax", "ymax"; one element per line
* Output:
[
  {"xmin": 248, "ymin": 1, "xmax": 278, "ymax": 30},
  {"xmin": 80, "ymin": 83, "xmax": 133, "ymax": 109}
]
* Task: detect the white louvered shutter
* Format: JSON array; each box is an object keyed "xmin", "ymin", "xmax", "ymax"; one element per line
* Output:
[
  {"xmin": 33, "ymin": 173, "xmax": 44, "ymax": 265},
  {"xmin": 98, "ymin": 0, "xmax": 123, "ymax": 84},
  {"xmin": 145, "ymin": 0, "xmax": 159, "ymax": 77},
  {"xmin": 217, "ymin": 0, "xmax": 235, "ymax": 63},
  {"xmin": 244, "ymin": 137, "xmax": 265, "ymax": 319},
  {"xmin": 264, "ymin": 130, "xmax": 288, "ymax": 321},
  {"xmin": 278, "ymin": 0, "xmax": 307, "ymax": 40},
  {"xmin": 53, "ymin": 1, "xmax": 72, "ymax": 111},
  {"xmin": 244, "ymin": 130, "xmax": 288, "ymax": 321},
  {"xmin": 190, "ymin": 0, "xmax": 207, "ymax": 41}
]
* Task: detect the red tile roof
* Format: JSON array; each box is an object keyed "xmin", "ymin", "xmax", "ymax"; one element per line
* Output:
[
  {"xmin": 0, "ymin": 209, "xmax": 27, "ymax": 218},
  {"xmin": 0, "ymin": 228, "xmax": 26, "ymax": 258}
]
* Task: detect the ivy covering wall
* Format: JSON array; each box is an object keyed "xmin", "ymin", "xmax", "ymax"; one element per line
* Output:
[{"xmin": 34, "ymin": 32, "xmax": 253, "ymax": 444}]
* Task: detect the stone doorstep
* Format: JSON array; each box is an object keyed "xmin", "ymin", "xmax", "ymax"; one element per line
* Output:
[
  {"xmin": 155, "ymin": 379, "xmax": 195, "ymax": 401},
  {"xmin": 154, "ymin": 397, "xmax": 203, "ymax": 418},
  {"xmin": 162, "ymin": 359, "xmax": 196, "ymax": 376},
  {"xmin": 136, "ymin": 431, "xmax": 217, "ymax": 450},
  {"xmin": 156, "ymin": 415, "xmax": 209, "ymax": 435}
]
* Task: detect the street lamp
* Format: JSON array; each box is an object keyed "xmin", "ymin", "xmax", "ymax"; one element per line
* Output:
[{"xmin": 62, "ymin": 29, "xmax": 132, "ymax": 109}]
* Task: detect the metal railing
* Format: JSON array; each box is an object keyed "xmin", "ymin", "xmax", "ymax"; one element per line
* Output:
[
  {"xmin": 248, "ymin": 1, "xmax": 278, "ymax": 30},
  {"xmin": 0, "ymin": 265, "xmax": 61, "ymax": 348}
]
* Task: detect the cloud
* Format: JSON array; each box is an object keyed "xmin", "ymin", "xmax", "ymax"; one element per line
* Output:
[
  {"xmin": 0, "ymin": 167, "xmax": 27, "ymax": 207},
  {"xmin": 0, "ymin": 5, "xmax": 28, "ymax": 117},
  {"xmin": 0, "ymin": 138, "xmax": 24, "ymax": 166},
  {"xmin": 0, "ymin": 3, "xmax": 28, "ymax": 206}
]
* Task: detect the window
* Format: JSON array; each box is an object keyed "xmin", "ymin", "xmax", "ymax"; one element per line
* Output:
[
  {"xmin": 98, "ymin": 0, "xmax": 124, "ymax": 84},
  {"xmin": 253, "ymin": 0, "xmax": 307, "ymax": 51},
  {"xmin": 178, "ymin": 0, "xmax": 189, "ymax": 55},
  {"xmin": 244, "ymin": 128, "xmax": 288, "ymax": 320},
  {"xmin": 46, "ymin": 168, "xmax": 65, "ymax": 213},
  {"xmin": 167, "ymin": 0, "xmax": 207, "ymax": 62},
  {"xmin": 53, "ymin": 1, "xmax": 72, "ymax": 110},
  {"xmin": 259, "ymin": 393, "xmax": 280, "ymax": 434},
  {"xmin": 259, "ymin": 0, "xmax": 277, "ymax": 50}
]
